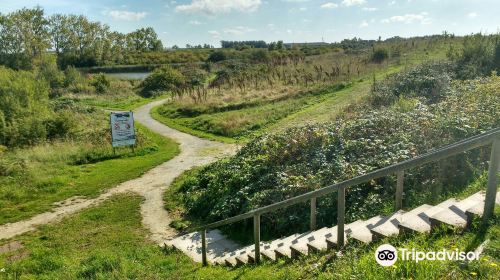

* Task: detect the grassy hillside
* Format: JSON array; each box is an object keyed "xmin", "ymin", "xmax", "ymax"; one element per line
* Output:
[
  {"xmin": 153, "ymin": 37, "xmax": 459, "ymax": 142},
  {"xmin": 0, "ymin": 184, "xmax": 498, "ymax": 279},
  {"xmin": 166, "ymin": 63, "xmax": 499, "ymax": 242}
]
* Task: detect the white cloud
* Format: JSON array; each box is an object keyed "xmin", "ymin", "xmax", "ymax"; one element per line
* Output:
[
  {"xmin": 321, "ymin": 2, "xmax": 338, "ymax": 9},
  {"xmin": 175, "ymin": 0, "xmax": 261, "ymax": 14},
  {"xmin": 341, "ymin": 0, "xmax": 366, "ymax": 6},
  {"xmin": 208, "ymin": 30, "xmax": 221, "ymax": 39},
  {"xmin": 359, "ymin": 20, "xmax": 369, "ymax": 27},
  {"xmin": 388, "ymin": 0, "xmax": 396, "ymax": 6},
  {"xmin": 467, "ymin": 12, "xmax": 478, "ymax": 19},
  {"xmin": 105, "ymin": 10, "xmax": 147, "ymax": 21},
  {"xmin": 381, "ymin": 12, "xmax": 431, "ymax": 24},
  {"xmin": 189, "ymin": 20, "xmax": 203, "ymax": 25},
  {"xmin": 223, "ymin": 26, "xmax": 256, "ymax": 35},
  {"xmin": 362, "ymin": 7, "xmax": 378, "ymax": 11}
]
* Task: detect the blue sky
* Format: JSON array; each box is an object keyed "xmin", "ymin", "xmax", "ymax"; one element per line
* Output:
[{"xmin": 0, "ymin": 0, "xmax": 498, "ymax": 47}]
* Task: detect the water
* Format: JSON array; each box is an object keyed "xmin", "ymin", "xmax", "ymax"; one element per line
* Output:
[{"xmin": 105, "ymin": 72, "xmax": 150, "ymax": 80}]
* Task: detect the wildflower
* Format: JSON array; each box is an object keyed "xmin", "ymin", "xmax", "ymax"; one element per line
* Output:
[
  {"xmin": 490, "ymin": 263, "xmax": 498, "ymax": 267},
  {"xmin": 470, "ymin": 272, "xmax": 477, "ymax": 276}
]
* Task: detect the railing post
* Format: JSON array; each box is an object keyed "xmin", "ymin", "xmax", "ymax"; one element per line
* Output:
[
  {"xmin": 337, "ymin": 186, "xmax": 346, "ymax": 248},
  {"xmin": 201, "ymin": 229, "xmax": 208, "ymax": 266},
  {"xmin": 253, "ymin": 214, "xmax": 261, "ymax": 264},
  {"xmin": 310, "ymin": 197, "xmax": 317, "ymax": 231},
  {"xmin": 395, "ymin": 170, "xmax": 404, "ymax": 211},
  {"xmin": 483, "ymin": 139, "xmax": 500, "ymax": 224}
]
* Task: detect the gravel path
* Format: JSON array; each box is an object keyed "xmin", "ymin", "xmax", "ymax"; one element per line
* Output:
[{"xmin": 0, "ymin": 100, "xmax": 238, "ymax": 244}]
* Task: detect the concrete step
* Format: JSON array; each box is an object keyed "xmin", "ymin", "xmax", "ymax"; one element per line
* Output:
[
  {"xmin": 370, "ymin": 210, "xmax": 406, "ymax": 239},
  {"xmin": 224, "ymin": 245, "xmax": 254, "ymax": 267},
  {"xmin": 274, "ymin": 229, "xmax": 329, "ymax": 259},
  {"xmin": 463, "ymin": 191, "xmax": 500, "ymax": 222},
  {"xmin": 288, "ymin": 227, "xmax": 332, "ymax": 258},
  {"xmin": 166, "ymin": 229, "xmax": 240, "ymax": 264},
  {"xmin": 348, "ymin": 215, "xmax": 387, "ymax": 244},
  {"xmin": 257, "ymin": 233, "xmax": 301, "ymax": 261},
  {"xmin": 429, "ymin": 192, "xmax": 485, "ymax": 229},
  {"xmin": 399, "ymin": 199, "xmax": 457, "ymax": 234},
  {"xmin": 312, "ymin": 220, "xmax": 364, "ymax": 251}
]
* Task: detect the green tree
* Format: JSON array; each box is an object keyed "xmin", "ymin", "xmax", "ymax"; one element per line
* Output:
[{"xmin": 139, "ymin": 65, "xmax": 185, "ymax": 97}]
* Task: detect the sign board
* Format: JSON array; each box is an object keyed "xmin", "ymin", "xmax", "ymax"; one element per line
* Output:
[{"xmin": 110, "ymin": 112, "xmax": 136, "ymax": 148}]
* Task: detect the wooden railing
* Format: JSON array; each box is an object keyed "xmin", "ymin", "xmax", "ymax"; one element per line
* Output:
[{"xmin": 192, "ymin": 128, "xmax": 500, "ymax": 266}]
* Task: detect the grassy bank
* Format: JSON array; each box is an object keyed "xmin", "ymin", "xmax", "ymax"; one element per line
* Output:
[
  {"xmin": 152, "ymin": 39, "xmax": 455, "ymax": 142},
  {"xmin": 0, "ymin": 123, "xmax": 179, "ymax": 225},
  {"xmin": 1, "ymin": 188, "xmax": 498, "ymax": 279}
]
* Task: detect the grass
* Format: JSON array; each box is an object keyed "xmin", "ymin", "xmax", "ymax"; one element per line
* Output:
[
  {"xmin": 1, "ymin": 187, "xmax": 498, "ymax": 279},
  {"xmin": 151, "ymin": 106, "xmax": 238, "ymax": 143},
  {"xmin": 152, "ymin": 39, "xmax": 456, "ymax": 142},
  {"xmin": 74, "ymin": 93, "xmax": 168, "ymax": 111},
  {"xmin": 0, "ymin": 123, "xmax": 179, "ymax": 225}
]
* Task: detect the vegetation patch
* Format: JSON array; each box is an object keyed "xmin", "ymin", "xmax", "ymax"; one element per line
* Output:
[
  {"xmin": 174, "ymin": 65, "xmax": 500, "ymax": 241},
  {"xmin": 0, "ymin": 121, "xmax": 179, "ymax": 224}
]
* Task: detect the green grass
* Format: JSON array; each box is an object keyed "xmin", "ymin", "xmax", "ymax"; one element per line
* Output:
[
  {"xmin": 1, "ymin": 189, "xmax": 498, "ymax": 279},
  {"xmin": 0, "ymin": 123, "xmax": 179, "ymax": 225},
  {"xmin": 152, "ymin": 40, "xmax": 455, "ymax": 142},
  {"xmin": 151, "ymin": 106, "xmax": 238, "ymax": 143},
  {"xmin": 70, "ymin": 93, "xmax": 168, "ymax": 111}
]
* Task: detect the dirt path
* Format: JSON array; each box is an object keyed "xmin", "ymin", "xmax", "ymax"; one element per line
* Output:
[{"xmin": 0, "ymin": 100, "xmax": 238, "ymax": 244}]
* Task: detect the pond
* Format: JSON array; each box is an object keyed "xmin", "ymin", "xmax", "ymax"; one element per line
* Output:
[{"xmin": 105, "ymin": 72, "xmax": 151, "ymax": 80}]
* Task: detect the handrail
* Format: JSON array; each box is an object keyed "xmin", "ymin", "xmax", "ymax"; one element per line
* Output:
[
  {"xmin": 195, "ymin": 127, "xmax": 500, "ymax": 231},
  {"xmin": 192, "ymin": 127, "xmax": 500, "ymax": 266}
]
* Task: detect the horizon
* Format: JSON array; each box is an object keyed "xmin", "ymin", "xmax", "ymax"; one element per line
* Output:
[{"xmin": 0, "ymin": 0, "xmax": 499, "ymax": 48}]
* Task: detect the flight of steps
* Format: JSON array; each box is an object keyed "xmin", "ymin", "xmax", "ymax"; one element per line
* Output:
[{"xmin": 166, "ymin": 191, "xmax": 500, "ymax": 267}]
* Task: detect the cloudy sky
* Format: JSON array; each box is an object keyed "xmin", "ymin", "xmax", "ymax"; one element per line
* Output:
[{"xmin": 0, "ymin": 0, "xmax": 498, "ymax": 47}]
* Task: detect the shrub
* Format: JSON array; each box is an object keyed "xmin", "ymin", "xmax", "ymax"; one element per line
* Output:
[
  {"xmin": 449, "ymin": 33, "xmax": 499, "ymax": 79},
  {"xmin": 90, "ymin": 73, "xmax": 110, "ymax": 94},
  {"xmin": 0, "ymin": 67, "xmax": 51, "ymax": 147},
  {"xmin": 370, "ymin": 62, "xmax": 454, "ymax": 106},
  {"xmin": 139, "ymin": 65, "xmax": 186, "ymax": 97},
  {"xmin": 371, "ymin": 48, "xmax": 389, "ymax": 63},
  {"xmin": 207, "ymin": 50, "xmax": 227, "ymax": 63}
]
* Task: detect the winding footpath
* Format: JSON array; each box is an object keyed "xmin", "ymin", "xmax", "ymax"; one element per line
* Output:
[{"xmin": 0, "ymin": 99, "xmax": 238, "ymax": 245}]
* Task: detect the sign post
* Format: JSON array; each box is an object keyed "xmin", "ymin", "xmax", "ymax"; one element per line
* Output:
[{"xmin": 110, "ymin": 111, "xmax": 136, "ymax": 152}]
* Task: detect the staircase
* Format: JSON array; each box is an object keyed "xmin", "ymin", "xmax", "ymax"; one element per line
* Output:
[
  {"xmin": 166, "ymin": 191, "xmax": 500, "ymax": 266},
  {"xmin": 165, "ymin": 128, "xmax": 500, "ymax": 266}
]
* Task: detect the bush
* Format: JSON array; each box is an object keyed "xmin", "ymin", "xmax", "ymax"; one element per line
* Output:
[
  {"xmin": 370, "ymin": 62, "xmax": 454, "ymax": 106},
  {"xmin": 90, "ymin": 73, "xmax": 110, "ymax": 94},
  {"xmin": 371, "ymin": 48, "xmax": 389, "ymax": 63},
  {"xmin": 0, "ymin": 67, "xmax": 51, "ymax": 147},
  {"xmin": 207, "ymin": 50, "xmax": 227, "ymax": 63},
  {"xmin": 139, "ymin": 65, "xmax": 186, "ymax": 97},
  {"xmin": 35, "ymin": 55, "xmax": 64, "ymax": 89},
  {"xmin": 46, "ymin": 110, "xmax": 78, "ymax": 139},
  {"xmin": 449, "ymin": 33, "xmax": 499, "ymax": 79}
]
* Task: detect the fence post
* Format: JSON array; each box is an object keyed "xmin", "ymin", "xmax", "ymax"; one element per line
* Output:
[
  {"xmin": 483, "ymin": 139, "xmax": 500, "ymax": 224},
  {"xmin": 395, "ymin": 171, "xmax": 404, "ymax": 211},
  {"xmin": 310, "ymin": 197, "xmax": 317, "ymax": 231},
  {"xmin": 201, "ymin": 229, "xmax": 208, "ymax": 266},
  {"xmin": 254, "ymin": 214, "xmax": 261, "ymax": 264},
  {"xmin": 337, "ymin": 186, "xmax": 346, "ymax": 248}
]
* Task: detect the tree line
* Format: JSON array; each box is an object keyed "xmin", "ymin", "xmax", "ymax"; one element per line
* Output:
[{"xmin": 0, "ymin": 7, "xmax": 163, "ymax": 69}]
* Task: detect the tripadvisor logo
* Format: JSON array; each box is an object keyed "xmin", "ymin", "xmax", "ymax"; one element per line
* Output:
[
  {"xmin": 375, "ymin": 243, "xmax": 480, "ymax": 266},
  {"xmin": 375, "ymin": 244, "xmax": 398, "ymax": 266}
]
